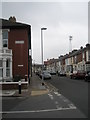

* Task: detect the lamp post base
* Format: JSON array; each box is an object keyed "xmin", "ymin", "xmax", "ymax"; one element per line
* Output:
[{"xmin": 42, "ymin": 82, "xmax": 44, "ymax": 86}]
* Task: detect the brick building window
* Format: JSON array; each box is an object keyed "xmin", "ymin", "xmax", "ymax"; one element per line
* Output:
[
  {"xmin": 2, "ymin": 30, "xmax": 8, "ymax": 48},
  {"xmin": 75, "ymin": 56, "xmax": 77, "ymax": 64}
]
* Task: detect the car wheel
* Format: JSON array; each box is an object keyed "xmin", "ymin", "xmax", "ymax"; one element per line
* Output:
[
  {"xmin": 70, "ymin": 76, "xmax": 72, "ymax": 79},
  {"xmin": 74, "ymin": 76, "xmax": 77, "ymax": 79},
  {"xmin": 85, "ymin": 78, "xmax": 87, "ymax": 82},
  {"xmin": 85, "ymin": 79, "xmax": 87, "ymax": 82}
]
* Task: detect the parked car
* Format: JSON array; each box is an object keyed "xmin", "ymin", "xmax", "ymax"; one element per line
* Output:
[
  {"xmin": 58, "ymin": 71, "xmax": 66, "ymax": 76},
  {"xmin": 40, "ymin": 71, "xmax": 51, "ymax": 80},
  {"xmin": 35, "ymin": 70, "xmax": 41, "ymax": 76},
  {"xmin": 50, "ymin": 70, "xmax": 56, "ymax": 75},
  {"xmin": 70, "ymin": 70, "xmax": 86, "ymax": 79},
  {"xmin": 85, "ymin": 72, "xmax": 90, "ymax": 82},
  {"xmin": 35, "ymin": 70, "xmax": 40, "ymax": 76}
]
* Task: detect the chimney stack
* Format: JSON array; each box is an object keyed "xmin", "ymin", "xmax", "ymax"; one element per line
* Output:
[
  {"xmin": 80, "ymin": 46, "xmax": 83, "ymax": 49},
  {"xmin": 9, "ymin": 16, "xmax": 16, "ymax": 22}
]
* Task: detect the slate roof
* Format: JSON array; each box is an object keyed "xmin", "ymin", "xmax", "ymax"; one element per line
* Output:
[{"xmin": 0, "ymin": 18, "xmax": 31, "ymax": 29}]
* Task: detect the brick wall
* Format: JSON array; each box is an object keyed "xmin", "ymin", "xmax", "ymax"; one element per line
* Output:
[
  {"xmin": 0, "ymin": 82, "xmax": 28, "ymax": 90},
  {"xmin": 8, "ymin": 29, "xmax": 28, "ymax": 79}
]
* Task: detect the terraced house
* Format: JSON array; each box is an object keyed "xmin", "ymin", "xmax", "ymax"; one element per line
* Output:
[
  {"xmin": 0, "ymin": 17, "xmax": 31, "ymax": 82},
  {"xmin": 44, "ymin": 44, "xmax": 90, "ymax": 76},
  {"xmin": 85, "ymin": 44, "xmax": 90, "ymax": 72}
]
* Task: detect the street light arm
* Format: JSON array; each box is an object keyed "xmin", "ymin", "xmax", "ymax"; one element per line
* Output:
[{"xmin": 41, "ymin": 28, "xmax": 47, "ymax": 30}]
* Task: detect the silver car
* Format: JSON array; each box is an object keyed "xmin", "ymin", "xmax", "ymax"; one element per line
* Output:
[{"xmin": 40, "ymin": 71, "xmax": 51, "ymax": 80}]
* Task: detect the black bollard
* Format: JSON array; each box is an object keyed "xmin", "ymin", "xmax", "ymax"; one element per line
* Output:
[
  {"xmin": 25, "ymin": 77, "xmax": 27, "ymax": 81},
  {"xmin": 42, "ymin": 82, "xmax": 44, "ymax": 86},
  {"xmin": 18, "ymin": 81, "xmax": 21, "ymax": 94},
  {"xmin": 29, "ymin": 78, "xmax": 30, "ymax": 85}
]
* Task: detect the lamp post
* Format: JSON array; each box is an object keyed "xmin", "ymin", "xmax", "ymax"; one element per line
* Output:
[
  {"xmin": 69, "ymin": 36, "xmax": 73, "ymax": 53},
  {"xmin": 34, "ymin": 60, "xmax": 35, "ymax": 73},
  {"xmin": 69, "ymin": 36, "xmax": 73, "ymax": 73},
  {"xmin": 41, "ymin": 27, "xmax": 47, "ymax": 85}
]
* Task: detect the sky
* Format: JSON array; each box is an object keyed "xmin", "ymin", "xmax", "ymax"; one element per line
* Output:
[{"xmin": 0, "ymin": 0, "xmax": 89, "ymax": 64}]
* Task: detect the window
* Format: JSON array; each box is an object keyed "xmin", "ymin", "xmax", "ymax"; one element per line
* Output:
[
  {"xmin": 75, "ymin": 65, "xmax": 77, "ymax": 71},
  {"xmin": 6, "ymin": 59, "xmax": 10, "ymax": 68},
  {"xmin": 86, "ymin": 64, "xmax": 90, "ymax": 72},
  {"xmin": 86, "ymin": 50, "xmax": 90, "ymax": 61},
  {"xmin": 89, "ymin": 51, "xmax": 90, "ymax": 60},
  {"xmin": 71, "ymin": 58, "xmax": 72, "ymax": 63},
  {"xmin": 0, "ymin": 60, "xmax": 3, "ymax": 77},
  {"xmin": 2, "ymin": 30, "xmax": 8, "ymax": 48},
  {"xmin": 6, "ymin": 59, "xmax": 10, "ymax": 77},
  {"xmin": 75, "ymin": 56, "xmax": 77, "ymax": 64},
  {"xmin": 0, "ymin": 69, "xmax": 3, "ymax": 77},
  {"xmin": 0, "ymin": 60, "xmax": 2, "ymax": 67}
]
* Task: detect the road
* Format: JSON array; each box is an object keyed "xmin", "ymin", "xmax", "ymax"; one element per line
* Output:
[
  {"xmin": 1, "ymin": 74, "xmax": 89, "ymax": 118},
  {"xmin": 2, "ymin": 93, "xmax": 86, "ymax": 118},
  {"xmin": 45, "ymin": 75, "xmax": 89, "ymax": 117}
]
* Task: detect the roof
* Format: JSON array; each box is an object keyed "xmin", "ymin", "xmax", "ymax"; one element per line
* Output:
[
  {"xmin": 0, "ymin": 18, "xmax": 31, "ymax": 49},
  {"xmin": 0, "ymin": 18, "xmax": 31, "ymax": 29},
  {"xmin": 32, "ymin": 64, "xmax": 42, "ymax": 68},
  {"xmin": 45, "ymin": 58, "xmax": 59, "ymax": 65},
  {"xmin": 69, "ymin": 47, "xmax": 86, "ymax": 58}
]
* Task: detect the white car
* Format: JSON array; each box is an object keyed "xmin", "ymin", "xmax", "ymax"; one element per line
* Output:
[{"xmin": 58, "ymin": 71, "xmax": 66, "ymax": 76}]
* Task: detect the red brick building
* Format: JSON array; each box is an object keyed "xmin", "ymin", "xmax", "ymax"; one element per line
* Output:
[{"xmin": 0, "ymin": 17, "xmax": 31, "ymax": 81}]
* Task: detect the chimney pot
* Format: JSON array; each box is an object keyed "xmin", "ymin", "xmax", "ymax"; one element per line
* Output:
[{"xmin": 9, "ymin": 16, "xmax": 16, "ymax": 22}]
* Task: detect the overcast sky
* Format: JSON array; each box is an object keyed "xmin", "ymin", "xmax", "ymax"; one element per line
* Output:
[{"xmin": 1, "ymin": 1, "xmax": 89, "ymax": 64}]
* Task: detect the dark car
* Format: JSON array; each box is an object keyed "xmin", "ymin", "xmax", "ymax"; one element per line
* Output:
[
  {"xmin": 85, "ymin": 72, "xmax": 90, "ymax": 82},
  {"xmin": 58, "ymin": 71, "xmax": 66, "ymax": 76},
  {"xmin": 70, "ymin": 70, "xmax": 86, "ymax": 79}
]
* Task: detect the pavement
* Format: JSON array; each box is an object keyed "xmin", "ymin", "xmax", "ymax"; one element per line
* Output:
[{"xmin": 1, "ymin": 73, "xmax": 54, "ymax": 97}]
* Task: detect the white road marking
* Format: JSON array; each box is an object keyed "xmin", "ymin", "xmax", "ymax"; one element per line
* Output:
[
  {"xmin": 63, "ymin": 99, "xmax": 69, "ymax": 102},
  {"xmin": 68, "ymin": 104, "xmax": 77, "ymax": 109},
  {"xmin": 50, "ymin": 96, "xmax": 54, "ymax": 100},
  {"xmin": 1, "ymin": 107, "xmax": 76, "ymax": 114},
  {"xmin": 57, "ymin": 94, "xmax": 61, "ymax": 96},
  {"xmin": 54, "ymin": 92, "xmax": 58, "ymax": 95},
  {"xmin": 55, "ymin": 101, "xmax": 60, "ymax": 109},
  {"xmin": 56, "ymin": 105, "xmax": 60, "ymax": 109},
  {"xmin": 48, "ymin": 93, "xmax": 53, "ymax": 97},
  {"xmin": 53, "ymin": 92, "xmax": 77, "ymax": 109},
  {"xmin": 55, "ymin": 101, "xmax": 59, "ymax": 104},
  {"xmin": 48, "ymin": 93, "xmax": 54, "ymax": 100},
  {"xmin": 54, "ymin": 92, "xmax": 61, "ymax": 96}
]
